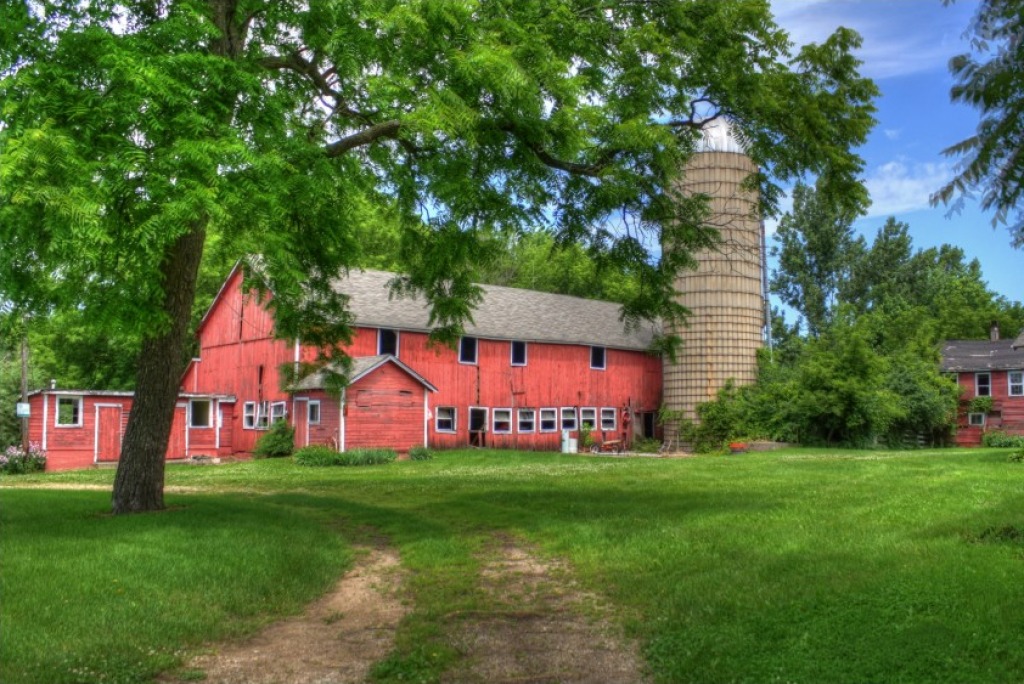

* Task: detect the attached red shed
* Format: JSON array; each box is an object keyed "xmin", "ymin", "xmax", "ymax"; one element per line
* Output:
[{"xmin": 27, "ymin": 390, "xmax": 235, "ymax": 471}]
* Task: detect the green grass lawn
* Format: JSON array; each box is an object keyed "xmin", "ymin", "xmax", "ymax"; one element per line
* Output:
[{"xmin": 4, "ymin": 447, "xmax": 1024, "ymax": 683}]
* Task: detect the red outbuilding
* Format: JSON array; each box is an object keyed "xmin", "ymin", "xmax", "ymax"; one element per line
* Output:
[{"xmin": 941, "ymin": 327, "xmax": 1024, "ymax": 447}]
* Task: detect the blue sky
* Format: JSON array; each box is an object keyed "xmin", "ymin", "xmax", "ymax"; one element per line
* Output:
[{"xmin": 770, "ymin": 0, "xmax": 1020, "ymax": 309}]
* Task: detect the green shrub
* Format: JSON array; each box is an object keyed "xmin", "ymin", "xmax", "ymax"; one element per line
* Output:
[
  {"xmin": 1008, "ymin": 449, "xmax": 1024, "ymax": 463},
  {"xmin": 252, "ymin": 419, "xmax": 295, "ymax": 458},
  {"xmin": 294, "ymin": 446, "xmax": 397, "ymax": 466},
  {"xmin": 982, "ymin": 431, "xmax": 1024, "ymax": 448},
  {"xmin": 633, "ymin": 437, "xmax": 662, "ymax": 453},
  {"xmin": 409, "ymin": 445, "xmax": 433, "ymax": 461}
]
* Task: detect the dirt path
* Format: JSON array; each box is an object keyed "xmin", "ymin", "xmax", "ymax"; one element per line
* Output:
[
  {"xmin": 169, "ymin": 546, "xmax": 406, "ymax": 684},
  {"xmin": 441, "ymin": 539, "xmax": 650, "ymax": 684}
]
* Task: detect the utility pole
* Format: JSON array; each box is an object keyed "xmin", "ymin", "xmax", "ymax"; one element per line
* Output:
[{"xmin": 20, "ymin": 320, "xmax": 29, "ymax": 452}]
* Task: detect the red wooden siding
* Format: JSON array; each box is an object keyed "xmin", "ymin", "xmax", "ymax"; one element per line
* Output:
[
  {"xmin": 343, "ymin": 364, "xmax": 426, "ymax": 452},
  {"xmin": 954, "ymin": 370, "xmax": 1024, "ymax": 447}
]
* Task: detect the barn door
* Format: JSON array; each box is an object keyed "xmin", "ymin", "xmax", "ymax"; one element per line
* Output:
[
  {"xmin": 165, "ymin": 405, "xmax": 187, "ymax": 460},
  {"xmin": 95, "ymin": 405, "xmax": 123, "ymax": 463}
]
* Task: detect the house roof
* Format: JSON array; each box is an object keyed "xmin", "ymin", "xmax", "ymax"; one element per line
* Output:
[
  {"xmin": 291, "ymin": 354, "xmax": 438, "ymax": 392},
  {"xmin": 940, "ymin": 339, "xmax": 1024, "ymax": 372},
  {"xmin": 1015, "ymin": 331, "xmax": 1024, "ymax": 350},
  {"xmin": 332, "ymin": 269, "xmax": 657, "ymax": 351}
]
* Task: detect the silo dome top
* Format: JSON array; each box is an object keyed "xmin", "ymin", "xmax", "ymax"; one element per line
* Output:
[{"xmin": 695, "ymin": 118, "xmax": 747, "ymax": 154}]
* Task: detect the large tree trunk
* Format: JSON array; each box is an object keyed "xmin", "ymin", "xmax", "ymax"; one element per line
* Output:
[{"xmin": 112, "ymin": 226, "xmax": 206, "ymax": 514}]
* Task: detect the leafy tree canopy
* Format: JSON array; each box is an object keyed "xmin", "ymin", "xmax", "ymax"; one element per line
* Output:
[
  {"xmin": 0, "ymin": 0, "xmax": 877, "ymax": 511},
  {"xmin": 934, "ymin": 0, "xmax": 1024, "ymax": 245}
]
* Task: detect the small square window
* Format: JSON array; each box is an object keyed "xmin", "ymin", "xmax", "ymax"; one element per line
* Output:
[
  {"xmin": 308, "ymin": 400, "xmax": 321, "ymax": 425},
  {"xmin": 1010, "ymin": 371, "xmax": 1024, "ymax": 397},
  {"xmin": 378, "ymin": 328, "xmax": 399, "ymax": 356},
  {"xmin": 270, "ymin": 402, "xmax": 287, "ymax": 424},
  {"xmin": 590, "ymin": 346, "xmax": 606, "ymax": 370},
  {"xmin": 56, "ymin": 396, "xmax": 83, "ymax": 427},
  {"xmin": 976, "ymin": 372, "xmax": 991, "ymax": 397},
  {"xmin": 561, "ymin": 407, "xmax": 577, "ymax": 431},
  {"xmin": 436, "ymin": 406, "xmax": 456, "ymax": 433},
  {"xmin": 539, "ymin": 408, "xmax": 558, "ymax": 432},
  {"xmin": 460, "ymin": 336, "xmax": 478, "ymax": 364},
  {"xmin": 969, "ymin": 412, "xmax": 986, "ymax": 427},
  {"xmin": 600, "ymin": 408, "xmax": 617, "ymax": 431},
  {"xmin": 518, "ymin": 408, "xmax": 536, "ymax": 433},
  {"xmin": 189, "ymin": 399, "xmax": 212, "ymax": 428},
  {"xmin": 511, "ymin": 340, "xmax": 527, "ymax": 366},
  {"xmin": 580, "ymin": 407, "xmax": 596, "ymax": 429},
  {"xmin": 493, "ymin": 408, "xmax": 513, "ymax": 434}
]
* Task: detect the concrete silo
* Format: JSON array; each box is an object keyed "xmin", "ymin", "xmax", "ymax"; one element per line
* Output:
[{"xmin": 662, "ymin": 123, "xmax": 766, "ymax": 447}]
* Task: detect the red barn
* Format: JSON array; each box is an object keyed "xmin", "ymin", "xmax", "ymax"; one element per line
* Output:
[
  {"xmin": 26, "ymin": 390, "xmax": 235, "ymax": 471},
  {"xmin": 941, "ymin": 330, "xmax": 1024, "ymax": 447},
  {"xmin": 181, "ymin": 266, "xmax": 663, "ymax": 456}
]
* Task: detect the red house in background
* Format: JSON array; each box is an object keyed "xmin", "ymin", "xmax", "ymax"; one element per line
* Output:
[
  {"xmin": 941, "ymin": 326, "xmax": 1024, "ymax": 447},
  {"xmin": 181, "ymin": 266, "xmax": 663, "ymax": 457}
]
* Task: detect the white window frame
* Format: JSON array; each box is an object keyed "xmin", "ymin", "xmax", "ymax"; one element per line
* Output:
[
  {"xmin": 377, "ymin": 328, "xmax": 399, "ymax": 357},
  {"xmin": 243, "ymin": 401, "xmax": 258, "ymax": 429},
  {"xmin": 493, "ymin": 408, "xmax": 513, "ymax": 434},
  {"xmin": 270, "ymin": 401, "xmax": 287, "ymax": 424},
  {"xmin": 308, "ymin": 400, "xmax": 321, "ymax": 425},
  {"xmin": 561, "ymin": 407, "xmax": 577, "ymax": 431},
  {"xmin": 1010, "ymin": 371, "xmax": 1024, "ymax": 397},
  {"xmin": 435, "ymin": 406, "xmax": 457, "ymax": 433},
  {"xmin": 459, "ymin": 336, "xmax": 478, "ymax": 365},
  {"xmin": 539, "ymin": 408, "xmax": 558, "ymax": 433},
  {"xmin": 518, "ymin": 408, "xmax": 536, "ymax": 433},
  {"xmin": 969, "ymin": 412, "xmax": 986, "ymax": 427},
  {"xmin": 600, "ymin": 407, "xmax": 617, "ymax": 431},
  {"xmin": 189, "ymin": 399, "xmax": 213, "ymax": 428},
  {"xmin": 976, "ymin": 372, "xmax": 992, "ymax": 397},
  {"xmin": 590, "ymin": 346, "xmax": 606, "ymax": 370},
  {"xmin": 55, "ymin": 396, "xmax": 83, "ymax": 428},
  {"xmin": 511, "ymin": 340, "xmax": 527, "ymax": 367},
  {"xmin": 580, "ymin": 407, "xmax": 597, "ymax": 429}
]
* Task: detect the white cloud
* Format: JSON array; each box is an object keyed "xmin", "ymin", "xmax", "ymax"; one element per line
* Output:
[
  {"xmin": 863, "ymin": 159, "xmax": 953, "ymax": 218},
  {"xmin": 771, "ymin": 0, "xmax": 973, "ymax": 80},
  {"xmin": 883, "ymin": 128, "xmax": 901, "ymax": 141}
]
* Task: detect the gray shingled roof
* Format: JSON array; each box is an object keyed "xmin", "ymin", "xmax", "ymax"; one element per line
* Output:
[
  {"xmin": 292, "ymin": 354, "xmax": 437, "ymax": 392},
  {"xmin": 1015, "ymin": 331, "xmax": 1024, "ymax": 350},
  {"xmin": 331, "ymin": 269, "xmax": 657, "ymax": 351},
  {"xmin": 940, "ymin": 339, "xmax": 1024, "ymax": 372}
]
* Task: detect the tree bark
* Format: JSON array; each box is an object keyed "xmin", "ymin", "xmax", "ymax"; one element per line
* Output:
[{"xmin": 112, "ymin": 225, "xmax": 206, "ymax": 514}]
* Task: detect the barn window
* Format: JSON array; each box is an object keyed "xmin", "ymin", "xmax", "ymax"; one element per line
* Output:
[
  {"xmin": 518, "ymin": 408, "xmax": 536, "ymax": 433},
  {"xmin": 56, "ymin": 396, "xmax": 83, "ymax": 427},
  {"xmin": 243, "ymin": 402, "xmax": 257, "ymax": 429},
  {"xmin": 580, "ymin": 407, "xmax": 597, "ymax": 429},
  {"xmin": 436, "ymin": 406, "xmax": 456, "ymax": 433},
  {"xmin": 560, "ymin": 407, "xmax": 577, "ymax": 431},
  {"xmin": 511, "ymin": 340, "xmax": 527, "ymax": 366},
  {"xmin": 590, "ymin": 346, "xmax": 606, "ymax": 370},
  {"xmin": 459, "ymin": 336, "xmax": 478, "ymax": 364},
  {"xmin": 308, "ymin": 401, "xmax": 321, "ymax": 425},
  {"xmin": 1010, "ymin": 371, "xmax": 1024, "ymax": 397},
  {"xmin": 189, "ymin": 399, "xmax": 213, "ymax": 428},
  {"xmin": 378, "ymin": 328, "xmax": 399, "ymax": 356},
  {"xmin": 976, "ymin": 372, "xmax": 991, "ymax": 397},
  {"xmin": 601, "ymin": 408, "xmax": 617, "ymax": 431},
  {"xmin": 243, "ymin": 401, "xmax": 274, "ymax": 429},
  {"xmin": 493, "ymin": 409, "xmax": 513, "ymax": 434},
  {"xmin": 539, "ymin": 408, "xmax": 558, "ymax": 432},
  {"xmin": 969, "ymin": 413, "xmax": 986, "ymax": 427},
  {"xmin": 270, "ymin": 401, "xmax": 287, "ymax": 424}
]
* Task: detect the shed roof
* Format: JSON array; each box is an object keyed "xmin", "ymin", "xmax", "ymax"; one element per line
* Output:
[
  {"xmin": 332, "ymin": 269, "xmax": 657, "ymax": 351},
  {"xmin": 1015, "ymin": 331, "xmax": 1024, "ymax": 350},
  {"xmin": 940, "ymin": 339, "xmax": 1024, "ymax": 372},
  {"xmin": 291, "ymin": 354, "xmax": 437, "ymax": 392}
]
